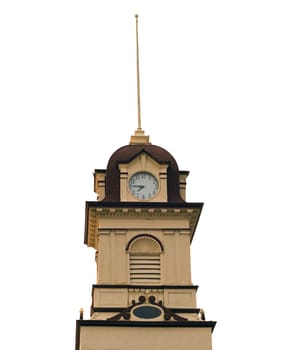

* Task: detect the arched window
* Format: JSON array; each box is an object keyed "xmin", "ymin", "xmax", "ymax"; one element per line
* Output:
[{"xmin": 127, "ymin": 235, "xmax": 163, "ymax": 284}]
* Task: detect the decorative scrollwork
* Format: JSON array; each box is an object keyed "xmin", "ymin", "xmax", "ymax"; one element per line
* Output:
[{"xmin": 107, "ymin": 295, "xmax": 188, "ymax": 322}]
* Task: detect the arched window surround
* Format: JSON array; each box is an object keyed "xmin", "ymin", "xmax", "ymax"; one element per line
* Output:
[
  {"xmin": 127, "ymin": 234, "xmax": 163, "ymax": 284},
  {"xmin": 126, "ymin": 234, "xmax": 164, "ymax": 252}
]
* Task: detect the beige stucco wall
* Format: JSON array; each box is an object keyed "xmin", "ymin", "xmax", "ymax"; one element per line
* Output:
[
  {"xmin": 79, "ymin": 325, "xmax": 213, "ymax": 350},
  {"xmin": 92, "ymin": 287, "xmax": 198, "ymax": 319},
  {"xmin": 96, "ymin": 226, "xmax": 192, "ymax": 286}
]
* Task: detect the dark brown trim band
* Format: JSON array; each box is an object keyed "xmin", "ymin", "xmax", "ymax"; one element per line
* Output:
[
  {"xmin": 77, "ymin": 319, "xmax": 216, "ymax": 329},
  {"xmin": 92, "ymin": 284, "xmax": 199, "ymax": 290},
  {"xmin": 92, "ymin": 307, "xmax": 201, "ymax": 314}
]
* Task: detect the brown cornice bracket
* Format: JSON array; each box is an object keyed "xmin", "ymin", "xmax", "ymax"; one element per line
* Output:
[{"xmin": 106, "ymin": 295, "xmax": 188, "ymax": 322}]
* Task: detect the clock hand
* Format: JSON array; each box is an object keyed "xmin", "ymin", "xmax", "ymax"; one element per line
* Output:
[{"xmin": 132, "ymin": 185, "xmax": 145, "ymax": 192}]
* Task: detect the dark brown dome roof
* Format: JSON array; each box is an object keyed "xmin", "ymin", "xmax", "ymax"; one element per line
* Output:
[{"xmin": 103, "ymin": 144, "xmax": 183, "ymax": 202}]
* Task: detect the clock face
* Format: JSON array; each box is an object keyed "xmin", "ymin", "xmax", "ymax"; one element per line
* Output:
[{"xmin": 128, "ymin": 172, "xmax": 159, "ymax": 200}]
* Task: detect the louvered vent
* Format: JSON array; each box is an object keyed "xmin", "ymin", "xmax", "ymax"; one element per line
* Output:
[
  {"xmin": 130, "ymin": 254, "xmax": 160, "ymax": 283},
  {"xmin": 128, "ymin": 235, "xmax": 162, "ymax": 284}
]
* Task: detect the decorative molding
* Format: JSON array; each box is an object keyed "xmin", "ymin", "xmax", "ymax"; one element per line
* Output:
[
  {"xmin": 76, "ymin": 319, "xmax": 217, "ymax": 330},
  {"xmin": 126, "ymin": 234, "xmax": 164, "ymax": 251},
  {"xmin": 92, "ymin": 284, "xmax": 198, "ymax": 290},
  {"xmin": 107, "ymin": 295, "xmax": 188, "ymax": 322},
  {"xmin": 93, "ymin": 307, "xmax": 202, "ymax": 314},
  {"xmin": 85, "ymin": 202, "xmax": 203, "ymax": 248}
]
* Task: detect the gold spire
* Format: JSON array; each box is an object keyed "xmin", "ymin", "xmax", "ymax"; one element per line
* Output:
[
  {"xmin": 136, "ymin": 14, "xmax": 141, "ymax": 131},
  {"xmin": 130, "ymin": 14, "xmax": 150, "ymax": 145}
]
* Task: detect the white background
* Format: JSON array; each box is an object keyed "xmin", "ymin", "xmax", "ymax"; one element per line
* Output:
[{"xmin": 1, "ymin": 1, "xmax": 305, "ymax": 349}]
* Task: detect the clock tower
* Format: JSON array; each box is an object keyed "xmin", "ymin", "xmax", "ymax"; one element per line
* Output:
[
  {"xmin": 75, "ymin": 129, "xmax": 216, "ymax": 350},
  {"xmin": 75, "ymin": 15, "xmax": 216, "ymax": 350}
]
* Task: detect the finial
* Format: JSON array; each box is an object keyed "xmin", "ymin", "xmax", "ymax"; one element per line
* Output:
[
  {"xmin": 199, "ymin": 309, "xmax": 205, "ymax": 320},
  {"xmin": 130, "ymin": 14, "xmax": 150, "ymax": 145},
  {"xmin": 79, "ymin": 308, "xmax": 84, "ymax": 320}
]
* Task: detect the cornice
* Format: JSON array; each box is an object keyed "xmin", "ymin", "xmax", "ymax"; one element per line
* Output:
[
  {"xmin": 76, "ymin": 319, "xmax": 216, "ymax": 329},
  {"xmin": 86, "ymin": 201, "xmax": 203, "ymax": 209},
  {"xmin": 84, "ymin": 202, "xmax": 203, "ymax": 248}
]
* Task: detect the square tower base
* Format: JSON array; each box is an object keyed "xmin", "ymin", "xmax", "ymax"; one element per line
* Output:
[{"xmin": 76, "ymin": 320, "xmax": 216, "ymax": 350}]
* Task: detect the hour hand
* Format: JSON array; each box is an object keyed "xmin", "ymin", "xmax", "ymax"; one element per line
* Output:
[{"xmin": 133, "ymin": 185, "xmax": 145, "ymax": 192}]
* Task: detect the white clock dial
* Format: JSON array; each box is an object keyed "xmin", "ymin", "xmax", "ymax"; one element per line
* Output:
[{"xmin": 128, "ymin": 172, "xmax": 159, "ymax": 200}]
